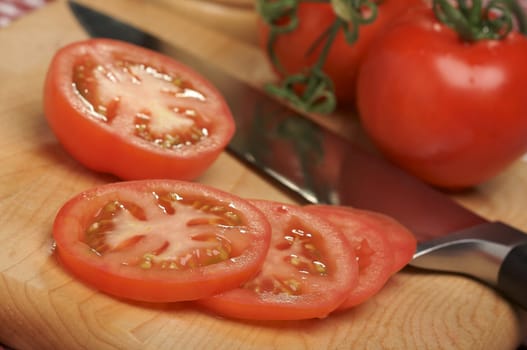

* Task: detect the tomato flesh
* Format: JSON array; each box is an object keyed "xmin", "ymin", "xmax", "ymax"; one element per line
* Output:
[
  {"xmin": 198, "ymin": 200, "xmax": 358, "ymax": 320},
  {"xmin": 304, "ymin": 205, "xmax": 395, "ymax": 309},
  {"xmin": 343, "ymin": 208, "xmax": 417, "ymax": 274},
  {"xmin": 73, "ymin": 58, "xmax": 210, "ymax": 149},
  {"xmin": 44, "ymin": 39, "xmax": 235, "ymax": 180},
  {"xmin": 52, "ymin": 180, "xmax": 271, "ymax": 302},
  {"xmin": 84, "ymin": 193, "xmax": 244, "ymax": 269}
]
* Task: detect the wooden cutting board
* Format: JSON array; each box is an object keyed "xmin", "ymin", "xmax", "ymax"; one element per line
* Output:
[
  {"xmin": 1, "ymin": 1, "xmax": 526, "ymax": 349},
  {"xmin": 155, "ymin": 0, "xmax": 259, "ymax": 44}
]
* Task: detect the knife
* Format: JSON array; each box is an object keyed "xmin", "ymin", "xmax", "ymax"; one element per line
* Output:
[{"xmin": 68, "ymin": 1, "xmax": 527, "ymax": 310}]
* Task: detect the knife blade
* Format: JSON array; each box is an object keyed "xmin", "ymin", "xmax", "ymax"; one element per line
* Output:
[{"xmin": 68, "ymin": 1, "xmax": 527, "ymax": 309}]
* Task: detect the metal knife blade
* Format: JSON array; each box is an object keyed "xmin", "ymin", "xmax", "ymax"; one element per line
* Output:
[{"xmin": 68, "ymin": 1, "xmax": 527, "ymax": 309}]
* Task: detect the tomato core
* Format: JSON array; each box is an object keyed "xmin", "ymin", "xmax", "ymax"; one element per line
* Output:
[
  {"xmin": 82, "ymin": 190, "xmax": 248, "ymax": 271},
  {"xmin": 72, "ymin": 58, "xmax": 211, "ymax": 150}
]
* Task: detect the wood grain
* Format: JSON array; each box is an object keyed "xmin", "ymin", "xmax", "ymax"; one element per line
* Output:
[
  {"xmin": 0, "ymin": 0, "xmax": 525, "ymax": 349},
  {"xmin": 154, "ymin": 0, "xmax": 259, "ymax": 44}
]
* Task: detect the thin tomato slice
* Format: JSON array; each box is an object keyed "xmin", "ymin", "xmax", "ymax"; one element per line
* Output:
[
  {"xmin": 198, "ymin": 200, "xmax": 358, "ymax": 320},
  {"xmin": 44, "ymin": 38, "xmax": 235, "ymax": 180},
  {"xmin": 304, "ymin": 205, "xmax": 395, "ymax": 310},
  {"xmin": 342, "ymin": 207, "xmax": 417, "ymax": 273},
  {"xmin": 52, "ymin": 180, "xmax": 271, "ymax": 302}
]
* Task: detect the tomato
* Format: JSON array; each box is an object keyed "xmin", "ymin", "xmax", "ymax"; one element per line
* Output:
[
  {"xmin": 52, "ymin": 180, "xmax": 271, "ymax": 302},
  {"xmin": 331, "ymin": 207, "xmax": 416, "ymax": 274},
  {"xmin": 198, "ymin": 200, "xmax": 358, "ymax": 320},
  {"xmin": 257, "ymin": 0, "xmax": 426, "ymax": 108},
  {"xmin": 44, "ymin": 38, "xmax": 235, "ymax": 181},
  {"xmin": 304, "ymin": 205, "xmax": 395, "ymax": 309},
  {"xmin": 357, "ymin": 8, "xmax": 527, "ymax": 189}
]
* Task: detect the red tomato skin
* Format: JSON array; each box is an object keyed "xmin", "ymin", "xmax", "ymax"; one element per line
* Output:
[
  {"xmin": 357, "ymin": 9, "xmax": 527, "ymax": 188},
  {"xmin": 44, "ymin": 39, "xmax": 235, "ymax": 181},
  {"xmin": 198, "ymin": 200, "xmax": 358, "ymax": 320},
  {"xmin": 52, "ymin": 180, "xmax": 271, "ymax": 303},
  {"xmin": 258, "ymin": 0, "xmax": 426, "ymax": 108}
]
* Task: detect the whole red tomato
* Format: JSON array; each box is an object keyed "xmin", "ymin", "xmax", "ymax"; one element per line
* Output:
[
  {"xmin": 257, "ymin": 0, "xmax": 426, "ymax": 109},
  {"xmin": 357, "ymin": 7, "xmax": 527, "ymax": 189}
]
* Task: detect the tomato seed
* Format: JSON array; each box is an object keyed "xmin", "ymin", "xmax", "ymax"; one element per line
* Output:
[
  {"xmin": 303, "ymin": 243, "xmax": 316, "ymax": 251},
  {"xmin": 285, "ymin": 279, "xmax": 301, "ymax": 293},
  {"xmin": 140, "ymin": 260, "xmax": 152, "ymax": 270},
  {"xmin": 312, "ymin": 261, "xmax": 327, "ymax": 275},
  {"xmin": 290, "ymin": 255, "xmax": 301, "ymax": 266}
]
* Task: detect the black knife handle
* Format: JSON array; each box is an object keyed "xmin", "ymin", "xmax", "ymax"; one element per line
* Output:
[
  {"xmin": 498, "ymin": 243, "xmax": 527, "ymax": 310},
  {"xmin": 412, "ymin": 222, "xmax": 527, "ymax": 309}
]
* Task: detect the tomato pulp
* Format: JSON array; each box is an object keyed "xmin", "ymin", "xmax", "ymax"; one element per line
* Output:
[
  {"xmin": 357, "ymin": 9, "xmax": 527, "ymax": 188},
  {"xmin": 198, "ymin": 200, "xmax": 358, "ymax": 320},
  {"xmin": 52, "ymin": 180, "xmax": 271, "ymax": 302},
  {"xmin": 305, "ymin": 205, "xmax": 401, "ymax": 309},
  {"xmin": 44, "ymin": 38, "xmax": 235, "ymax": 180},
  {"xmin": 339, "ymin": 207, "xmax": 416, "ymax": 274}
]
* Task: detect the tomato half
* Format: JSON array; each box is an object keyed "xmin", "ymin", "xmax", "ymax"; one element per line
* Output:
[
  {"xmin": 357, "ymin": 8, "xmax": 527, "ymax": 188},
  {"xmin": 198, "ymin": 200, "xmax": 358, "ymax": 320},
  {"xmin": 257, "ymin": 0, "xmax": 426, "ymax": 108},
  {"xmin": 44, "ymin": 38, "xmax": 235, "ymax": 181},
  {"xmin": 52, "ymin": 180, "xmax": 271, "ymax": 302},
  {"xmin": 304, "ymin": 205, "xmax": 395, "ymax": 309}
]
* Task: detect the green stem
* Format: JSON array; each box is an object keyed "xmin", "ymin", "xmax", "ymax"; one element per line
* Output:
[
  {"xmin": 302, "ymin": 20, "xmax": 341, "ymax": 103},
  {"xmin": 313, "ymin": 21, "xmax": 341, "ymax": 72},
  {"xmin": 433, "ymin": 0, "xmax": 527, "ymax": 41},
  {"xmin": 502, "ymin": 0, "xmax": 527, "ymax": 34},
  {"xmin": 257, "ymin": 0, "xmax": 379, "ymax": 113},
  {"xmin": 434, "ymin": 0, "xmax": 476, "ymax": 40},
  {"xmin": 468, "ymin": 0, "xmax": 482, "ymax": 26},
  {"xmin": 305, "ymin": 21, "xmax": 337, "ymax": 58}
]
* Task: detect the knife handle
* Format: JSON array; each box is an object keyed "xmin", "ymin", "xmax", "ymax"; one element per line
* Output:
[
  {"xmin": 498, "ymin": 243, "xmax": 527, "ymax": 310},
  {"xmin": 412, "ymin": 222, "xmax": 527, "ymax": 309}
]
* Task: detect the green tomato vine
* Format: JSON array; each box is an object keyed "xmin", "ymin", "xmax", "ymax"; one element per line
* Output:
[
  {"xmin": 256, "ymin": 0, "xmax": 379, "ymax": 114},
  {"xmin": 257, "ymin": 0, "xmax": 527, "ymax": 114},
  {"xmin": 433, "ymin": 0, "xmax": 527, "ymax": 41}
]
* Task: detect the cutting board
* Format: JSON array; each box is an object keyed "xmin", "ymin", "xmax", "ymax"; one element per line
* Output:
[
  {"xmin": 155, "ymin": 0, "xmax": 259, "ymax": 44},
  {"xmin": 0, "ymin": 1, "xmax": 526, "ymax": 349}
]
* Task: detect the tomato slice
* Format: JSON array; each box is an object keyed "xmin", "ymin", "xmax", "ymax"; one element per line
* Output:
[
  {"xmin": 44, "ymin": 38, "xmax": 235, "ymax": 180},
  {"xmin": 304, "ymin": 205, "xmax": 395, "ymax": 310},
  {"xmin": 342, "ymin": 208, "xmax": 417, "ymax": 274},
  {"xmin": 198, "ymin": 200, "xmax": 358, "ymax": 320},
  {"xmin": 52, "ymin": 180, "xmax": 271, "ymax": 302}
]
